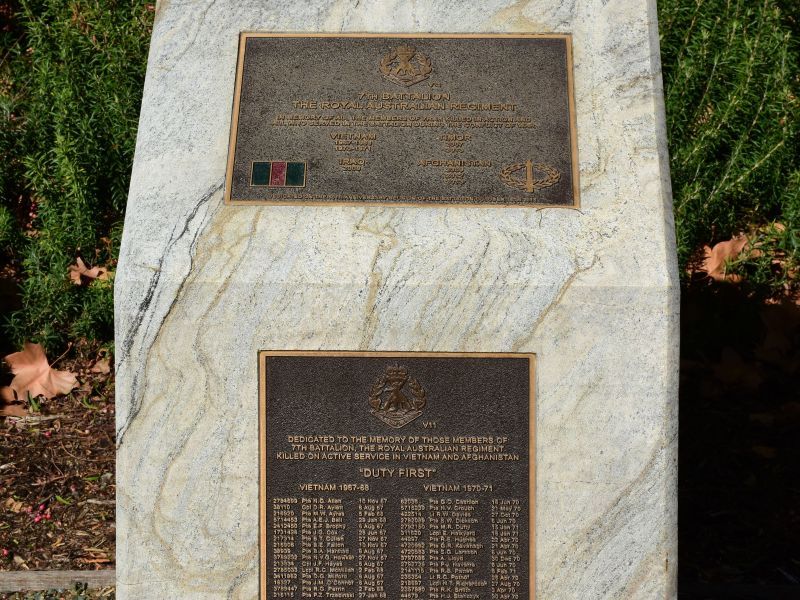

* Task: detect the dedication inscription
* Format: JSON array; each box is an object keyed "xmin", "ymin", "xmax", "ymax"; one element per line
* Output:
[
  {"xmin": 227, "ymin": 34, "xmax": 578, "ymax": 207},
  {"xmin": 259, "ymin": 351, "xmax": 535, "ymax": 600}
]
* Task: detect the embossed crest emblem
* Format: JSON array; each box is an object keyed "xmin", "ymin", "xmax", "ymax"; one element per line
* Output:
[
  {"xmin": 369, "ymin": 365, "xmax": 427, "ymax": 428},
  {"xmin": 500, "ymin": 159, "xmax": 561, "ymax": 194},
  {"xmin": 379, "ymin": 45, "xmax": 433, "ymax": 87}
]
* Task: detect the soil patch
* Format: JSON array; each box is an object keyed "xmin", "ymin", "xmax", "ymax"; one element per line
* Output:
[{"xmin": 0, "ymin": 349, "xmax": 114, "ymax": 572}]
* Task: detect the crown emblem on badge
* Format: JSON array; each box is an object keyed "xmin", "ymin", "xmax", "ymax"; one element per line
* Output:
[
  {"xmin": 500, "ymin": 159, "xmax": 561, "ymax": 194},
  {"xmin": 369, "ymin": 365, "xmax": 427, "ymax": 428},
  {"xmin": 379, "ymin": 44, "xmax": 433, "ymax": 87}
]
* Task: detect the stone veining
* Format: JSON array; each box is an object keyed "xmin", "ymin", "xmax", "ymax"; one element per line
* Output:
[{"xmin": 115, "ymin": 1, "xmax": 678, "ymax": 598}]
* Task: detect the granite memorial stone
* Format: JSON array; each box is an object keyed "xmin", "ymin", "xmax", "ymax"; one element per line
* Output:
[{"xmin": 116, "ymin": 1, "xmax": 679, "ymax": 599}]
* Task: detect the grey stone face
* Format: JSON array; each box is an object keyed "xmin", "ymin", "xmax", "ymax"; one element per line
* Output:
[{"xmin": 115, "ymin": 1, "xmax": 678, "ymax": 599}]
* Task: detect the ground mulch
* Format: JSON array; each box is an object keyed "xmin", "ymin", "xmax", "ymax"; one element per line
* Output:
[
  {"xmin": 0, "ymin": 350, "xmax": 115, "ymax": 573},
  {"xmin": 0, "ymin": 586, "xmax": 114, "ymax": 600}
]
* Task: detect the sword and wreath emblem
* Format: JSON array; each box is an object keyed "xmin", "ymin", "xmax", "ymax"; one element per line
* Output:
[
  {"xmin": 500, "ymin": 159, "xmax": 561, "ymax": 194},
  {"xmin": 369, "ymin": 365, "xmax": 427, "ymax": 428}
]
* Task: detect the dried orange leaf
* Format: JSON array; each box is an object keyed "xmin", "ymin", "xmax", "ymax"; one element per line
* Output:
[
  {"xmin": 4, "ymin": 342, "xmax": 78, "ymax": 400},
  {"xmin": 90, "ymin": 358, "xmax": 111, "ymax": 374},
  {"xmin": 713, "ymin": 347, "xmax": 763, "ymax": 389},
  {"xmin": 68, "ymin": 257, "xmax": 110, "ymax": 285},
  {"xmin": 749, "ymin": 412, "xmax": 775, "ymax": 426},
  {"xmin": 0, "ymin": 386, "xmax": 15, "ymax": 402},
  {"xmin": 0, "ymin": 403, "xmax": 27, "ymax": 417},
  {"xmin": 755, "ymin": 303, "xmax": 800, "ymax": 361},
  {"xmin": 701, "ymin": 235, "xmax": 749, "ymax": 282},
  {"xmin": 4, "ymin": 498, "xmax": 25, "ymax": 513},
  {"xmin": 752, "ymin": 445, "xmax": 778, "ymax": 459}
]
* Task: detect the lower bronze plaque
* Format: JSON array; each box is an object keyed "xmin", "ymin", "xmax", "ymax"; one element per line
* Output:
[
  {"xmin": 227, "ymin": 34, "xmax": 579, "ymax": 208},
  {"xmin": 259, "ymin": 351, "xmax": 535, "ymax": 599}
]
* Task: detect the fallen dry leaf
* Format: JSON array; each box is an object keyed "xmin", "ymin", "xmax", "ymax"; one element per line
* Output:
[
  {"xmin": 701, "ymin": 235, "xmax": 749, "ymax": 282},
  {"xmin": 90, "ymin": 358, "xmax": 111, "ymax": 374},
  {"xmin": 751, "ymin": 445, "xmax": 778, "ymax": 459},
  {"xmin": 749, "ymin": 412, "xmax": 775, "ymax": 426},
  {"xmin": 712, "ymin": 346, "xmax": 763, "ymax": 390},
  {"xmin": 0, "ymin": 386, "xmax": 27, "ymax": 417},
  {"xmin": 4, "ymin": 497, "xmax": 25, "ymax": 513},
  {"xmin": 4, "ymin": 342, "xmax": 78, "ymax": 400},
  {"xmin": 0, "ymin": 386, "xmax": 15, "ymax": 402},
  {"xmin": 0, "ymin": 403, "xmax": 27, "ymax": 417},
  {"xmin": 68, "ymin": 257, "xmax": 109, "ymax": 285},
  {"xmin": 755, "ymin": 303, "xmax": 800, "ymax": 362}
]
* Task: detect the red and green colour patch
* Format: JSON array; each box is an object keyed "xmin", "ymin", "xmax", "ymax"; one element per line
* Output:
[{"xmin": 251, "ymin": 161, "xmax": 306, "ymax": 187}]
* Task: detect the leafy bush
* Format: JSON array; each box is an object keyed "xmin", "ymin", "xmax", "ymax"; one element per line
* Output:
[
  {"xmin": 660, "ymin": 0, "xmax": 800, "ymax": 294},
  {"xmin": 0, "ymin": 0, "xmax": 797, "ymax": 353},
  {"xmin": 0, "ymin": 0, "xmax": 152, "ymax": 351}
]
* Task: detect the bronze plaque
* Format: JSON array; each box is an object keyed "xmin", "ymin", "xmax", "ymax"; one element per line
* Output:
[
  {"xmin": 227, "ymin": 34, "xmax": 578, "ymax": 207},
  {"xmin": 259, "ymin": 351, "xmax": 535, "ymax": 599}
]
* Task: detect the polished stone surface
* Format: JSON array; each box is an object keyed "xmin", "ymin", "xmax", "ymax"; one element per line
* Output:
[{"xmin": 116, "ymin": 1, "xmax": 678, "ymax": 598}]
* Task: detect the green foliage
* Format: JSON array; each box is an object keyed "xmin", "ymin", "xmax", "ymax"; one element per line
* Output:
[
  {"xmin": 659, "ymin": 0, "xmax": 800, "ymax": 294},
  {"xmin": 0, "ymin": 1, "xmax": 798, "ymax": 352},
  {"xmin": 0, "ymin": 0, "xmax": 152, "ymax": 351},
  {"xmin": 0, "ymin": 204, "xmax": 19, "ymax": 252}
]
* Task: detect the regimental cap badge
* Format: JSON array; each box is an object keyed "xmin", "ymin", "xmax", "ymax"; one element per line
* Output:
[
  {"xmin": 379, "ymin": 44, "xmax": 433, "ymax": 87},
  {"xmin": 369, "ymin": 364, "xmax": 427, "ymax": 428}
]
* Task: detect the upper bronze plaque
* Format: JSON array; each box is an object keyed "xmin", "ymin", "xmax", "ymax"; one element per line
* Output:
[{"xmin": 226, "ymin": 34, "xmax": 579, "ymax": 207}]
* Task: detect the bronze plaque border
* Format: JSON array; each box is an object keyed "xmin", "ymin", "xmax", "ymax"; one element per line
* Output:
[
  {"xmin": 227, "ymin": 33, "xmax": 580, "ymax": 209},
  {"xmin": 258, "ymin": 350, "xmax": 537, "ymax": 599}
]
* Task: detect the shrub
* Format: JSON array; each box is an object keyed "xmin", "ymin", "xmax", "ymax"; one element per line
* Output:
[
  {"xmin": 0, "ymin": 0, "xmax": 152, "ymax": 351},
  {"xmin": 660, "ymin": 0, "xmax": 800, "ymax": 294}
]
